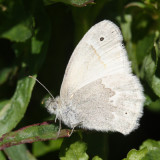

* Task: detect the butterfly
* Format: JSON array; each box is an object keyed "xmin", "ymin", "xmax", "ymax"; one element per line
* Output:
[{"xmin": 45, "ymin": 20, "xmax": 145, "ymax": 135}]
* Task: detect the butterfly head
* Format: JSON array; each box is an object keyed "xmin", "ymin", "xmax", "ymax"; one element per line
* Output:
[{"xmin": 45, "ymin": 96, "xmax": 61, "ymax": 115}]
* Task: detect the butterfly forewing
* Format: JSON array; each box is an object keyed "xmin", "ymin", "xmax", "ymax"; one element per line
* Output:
[{"xmin": 60, "ymin": 20, "xmax": 131, "ymax": 99}]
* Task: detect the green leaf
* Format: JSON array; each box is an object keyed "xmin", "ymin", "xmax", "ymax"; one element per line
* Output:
[
  {"xmin": 32, "ymin": 139, "xmax": 63, "ymax": 157},
  {"xmin": 1, "ymin": 24, "xmax": 32, "ymax": 42},
  {"xmin": 0, "ymin": 121, "xmax": 69, "ymax": 150},
  {"xmin": 144, "ymin": 94, "xmax": 152, "ymax": 106},
  {"xmin": 125, "ymin": 2, "xmax": 146, "ymax": 9},
  {"xmin": 123, "ymin": 148, "xmax": 147, "ymax": 160},
  {"xmin": 4, "ymin": 144, "xmax": 37, "ymax": 160},
  {"xmin": 0, "ymin": 68, "xmax": 12, "ymax": 85},
  {"xmin": 143, "ymin": 150, "xmax": 160, "ymax": 160},
  {"xmin": 0, "ymin": 0, "xmax": 33, "ymax": 42},
  {"xmin": 152, "ymin": 75, "xmax": 160, "ymax": 97},
  {"xmin": 147, "ymin": 98, "xmax": 160, "ymax": 112},
  {"xmin": 140, "ymin": 139, "xmax": 160, "ymax": 160},
  {"xmin": 150, "ymin": 34, "xmax": 160, "ymax": 97},
  {"xmin": 0, "ymin": 151, "xmax": 6, "ymax": 160},
  {"xmin": 126, "ymin": 1, "xmax": 157, "ymax": 12},
  {"xmin": 136, "ymin": 33, "xmax": 155, "ymax": 65},
  {"xmin": 117, "ymin": 14, "xmax": 132, "ymax": 42},
  {"xmin": 117, "ymin": 15, "xmax": 140, "ymax": 75},
  {"xmin": 141, "ymin": 52, "xmax": 157, "ymax": 81},
  {"xmin": 140, "ymin": 33, "xmax": 160, "ymax": 97},
  {"xmin": 60, "ymin": 141, "xmax": 89, "ymax": 160},
  {"xmin": 140, "ymin": 139, "xmax": 160, "ymax": 150},
  {"xmin": 92, "ymin": 156, "xmax": 103, "ymax": 160},
  {"xmin": 0, "ymin": 76, "xmax": 36, "ymax": 137},
  {"xmin": 43, "ymin": 0, "xmax": 94, "ymax": 7},
  {"xmin": 124, "ymin": 139, "xmax": 160, "ymax": 160}
]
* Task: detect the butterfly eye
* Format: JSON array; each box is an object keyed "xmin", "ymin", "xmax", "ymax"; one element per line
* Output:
[{"xmin": 100, "ymin": 37, "xmax": 104, "ymax": 41}]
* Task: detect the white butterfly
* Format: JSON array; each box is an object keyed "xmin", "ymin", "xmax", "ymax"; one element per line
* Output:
[{"xmin": 46, "ymin": 20, "xmax": 145, "ymax": 135}]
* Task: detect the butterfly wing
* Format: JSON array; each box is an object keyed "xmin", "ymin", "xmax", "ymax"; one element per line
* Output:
[
  {"xmin": 60, "ymin": 20, "xmax": 131, "ymax": 99},
  {"xmin": 60, "ymin": 20, "xmax": 144, "ymax": 134},
  {"xmin": 70, "ymin": 74, "xmax": 144, "ymax": 135}
]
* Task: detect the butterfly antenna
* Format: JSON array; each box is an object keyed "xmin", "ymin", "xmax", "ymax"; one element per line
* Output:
[{"xmin": 29, "ymin": 75, "xmax": 54, "ymax": 99}]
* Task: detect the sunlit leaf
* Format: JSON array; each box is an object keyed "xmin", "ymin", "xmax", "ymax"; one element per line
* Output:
[
  {"xmin": 60, "ymin": 141, "xmax": 89, "ymax": 160},
  {"xmin": 123, "ymin": 148, "xmax": 147, "ymax": 160},
  {"xmin": 124, "ymin": 139, "xmax": 160, "ymax": 160}
]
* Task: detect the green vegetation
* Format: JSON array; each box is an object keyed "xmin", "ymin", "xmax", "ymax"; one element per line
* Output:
[{"xmin": 0, "ymin": 0, "xmax": 160, "ymax": 159}]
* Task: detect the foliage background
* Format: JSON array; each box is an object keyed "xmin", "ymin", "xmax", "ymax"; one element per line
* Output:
[{"xmin": 0, "ymin": 0, "xmax": 160, "ymax": 159}]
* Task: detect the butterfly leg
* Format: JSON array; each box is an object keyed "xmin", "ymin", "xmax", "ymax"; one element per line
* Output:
[
  {"xmin": 69, "ymin": 121, "xmax": 83, "ymax": 137},
  {"xmin": 55, "ymin": 114, "xmax": 58, "ymax": 123},
  {"xmin": 56, "ymin": 119, "xmax": 62, "ymax": 139},
  {"xmin": 69, "ymin": 126, "xmax": 75, "ymax": 137}
]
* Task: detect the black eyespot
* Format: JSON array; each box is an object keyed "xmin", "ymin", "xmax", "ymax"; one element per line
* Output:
[
  {"xmin": 100, "ymin": 37, "xmax": 104, "ymax": 41},
  {"xmin": 125, "ymin": 112, "xmax": 127, "ymax": 115}
]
